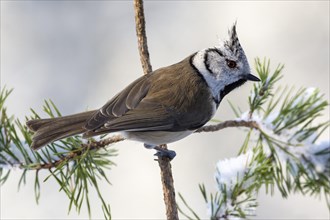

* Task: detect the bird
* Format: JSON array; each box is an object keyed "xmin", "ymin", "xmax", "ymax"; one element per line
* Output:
[{"xmin": 26, "ymin": 24, "xmax": 260, "ymax": 159}]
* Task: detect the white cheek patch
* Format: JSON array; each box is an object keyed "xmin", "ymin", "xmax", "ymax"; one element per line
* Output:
[
  {"xmin": 206, "ymin": 52, "xmax": 222, "ymax": 75},
  {"xmin": 192, "ymin": 50, "xmax": 223, "ymax": 100},
  {"xmin": 192, "ymin": 50, "xmax": 209, "ymax": 75}
]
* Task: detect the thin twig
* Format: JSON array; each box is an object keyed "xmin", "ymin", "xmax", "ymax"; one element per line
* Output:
[
  {"xmin": 196, "ymin": 120, "xmax": 259, "ymax": 133},
  {"xmin": 26, "ymin": 135, "xmax": 125, "ymax": 170},
  {"xmin": 134, "ymin": 0, "xmax": 152, "ymax": 75},
  {"xmin": 157, "ymin": 149, "xmax": 178, "ymax": 219},
  {"xmin": 133, "ymin": 0, "xmax": 179, "ymax": 219},
  {"xmin": 22, "ymin": 120, "xmax": 259, "ymax": 171}
]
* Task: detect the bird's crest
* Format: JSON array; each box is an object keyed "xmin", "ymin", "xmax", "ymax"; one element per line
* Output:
[{"xmin": 225, "ymin": 23, "xmax": 242, "ymax": 57}]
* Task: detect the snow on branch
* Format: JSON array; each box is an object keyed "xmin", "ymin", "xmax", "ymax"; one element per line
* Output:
[{"xmin": 178, "ymin": 58, "xmax": 330, "ymax": 220}]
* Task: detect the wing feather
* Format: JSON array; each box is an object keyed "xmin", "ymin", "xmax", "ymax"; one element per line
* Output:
[
  {"xmin": 84, "ymin": 75, "xmax": 151, "ymax": 130},
  {"xmin": 84, "ymin": 55, "xmax": 214, "ymax": 135},
  {"xmin": 104, "ymin": 102, "xmax": 175, "ymax": 131}
]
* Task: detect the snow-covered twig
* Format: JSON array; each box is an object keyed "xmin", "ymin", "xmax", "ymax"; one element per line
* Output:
[{"xmin": 179, "ymin": 58, "xmax": 330, "ymax": 220}]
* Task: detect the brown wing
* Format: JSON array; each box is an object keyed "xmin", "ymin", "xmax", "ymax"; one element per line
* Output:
[
  {"xmin": 84, "ymin": 74, "xmax": 152, "ymax": 130},
  {"xmin": 88, "ymin": 100, "xmax": 177, "ymax": 135},
  {"xmin": 84, "ymin": 70, "xmax": 180, "ymax": 133},
  {"xmin": 84, "ymin": 54, "xmax": 214, "ymax": 136}
]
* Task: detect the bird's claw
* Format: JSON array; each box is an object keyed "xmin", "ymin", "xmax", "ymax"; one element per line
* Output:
[
  {"xmin": 144, "ymin": 143, "xmax": 176, "ymax": 160},
  {"xmin": 144, "ymin": 143, "xmax": 156, "ymax": 149},
  {"xmin": 154, "ymin": 147, "xmax": 176, "ymax": 160}
]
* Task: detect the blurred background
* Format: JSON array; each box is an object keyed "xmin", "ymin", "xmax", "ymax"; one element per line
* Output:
[{"xmin": 1, "ymin": 1, "xmax": 329, "ymax": 219}]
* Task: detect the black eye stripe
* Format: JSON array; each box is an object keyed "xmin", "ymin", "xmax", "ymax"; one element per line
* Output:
[
  {"xmin": 203, "ymin": 48, "xmax": 226, "ymax": 75},
  {"xmin": 214, "ymin": 48, "xmax": 224, "ymax": 57},
  {"xmin": 204, "ymin": 52, "xmax": 214, "ymax": 75},
  {"xmin": 206, "ymin": 48, "xmax": 224, "ymax": 57}
]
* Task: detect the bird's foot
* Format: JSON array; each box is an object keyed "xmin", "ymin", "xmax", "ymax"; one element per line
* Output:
[
  {"xmin": 154, "ymin": 146, "xmax": 176, "ymax": 160},
  {"xmin": 144, "ymin": 143, "xmax": 156, "ymax": 149},
  {"xmin": 144, "ymin": 143, "xmax": 176, "ymax": 160}
]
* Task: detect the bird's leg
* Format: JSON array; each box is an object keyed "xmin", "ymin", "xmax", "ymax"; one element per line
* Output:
[
  {"xmin": 144, "ymin": 143, "xmax": 176, "ymax": 160},
  {"xmin": 144, "ymin": 143, "xmax": 155, "ymax": 149},
  {"xmin": 154, "ymin": 146, "xmax": 177, "ymax": 160}
]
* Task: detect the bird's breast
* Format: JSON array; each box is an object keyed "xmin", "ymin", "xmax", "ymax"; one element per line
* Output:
[{"xmin": 122, "ymin": 130, "xmax": 194, "ymax": 145}]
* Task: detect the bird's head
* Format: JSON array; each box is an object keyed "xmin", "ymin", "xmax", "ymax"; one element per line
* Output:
[{"xmin": 192, "ymin": 23, "xmax": 260, "ymax": 103}]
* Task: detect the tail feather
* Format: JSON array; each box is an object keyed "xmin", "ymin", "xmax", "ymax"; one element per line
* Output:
[
  {"xmin": 27, "ymin": 110, "xmax": 96, "ymax": 150},
  {"xmin": 27, "ymin": 118, "xmax": 54, "ymax": 132}
]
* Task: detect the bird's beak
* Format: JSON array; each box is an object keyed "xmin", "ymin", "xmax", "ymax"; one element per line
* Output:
[{"xmin": 246, "ymin": 73, "xmax": 260, "ymax": 82}]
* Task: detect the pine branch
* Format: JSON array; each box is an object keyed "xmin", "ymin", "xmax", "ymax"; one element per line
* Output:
[
  {"xmin": 134, "ymin": 0, "xmax": 152, "ymax": 75},
  {"xmin": 0, "ymin": 97, "xmax": 118, "ymax": 219},
  {"xmin": 196, "ymin": 120, "xmax": 259, "ymax": 133},
  {"xmin": 133, "ymin": 1, "xmax": 179, "ymax": 219},
  {"xmin": 157, "ymin": 150, "xmax": 179, "ymax": 220},
  {"xmin": 28, "ymin": 135, "xmax": 124, "ymax": 171},
  {"xmin": 3, "ymin": 56, "xmax": 328, "ymax": 219},
  {"xmin": 1, "ymin": 3, "xmax": 328, "ymax": 218},
  {"xmin": 178, "ymin": 58, "xmax": 330, "ymax": 219}
]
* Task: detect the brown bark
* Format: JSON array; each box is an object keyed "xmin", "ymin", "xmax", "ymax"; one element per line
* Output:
[
  {"xmin": 196, "ymin": 120, "xmax": 259, "ymax": 133},
  {"xmin": 134, "ymin": 0, "xmax": 152, "ymax": 75},
  {"xmin": 29, "ymin": 120, "xmax": 259, "ymax": 171},
  {"xmin": 133, "ymin": 1, "xmax": 179, "ymax": 219}
]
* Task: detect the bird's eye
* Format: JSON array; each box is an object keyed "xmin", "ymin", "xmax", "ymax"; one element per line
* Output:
[{"xmin": 226, "ymin": 59, "xmax": 237, "ymax": 69}]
